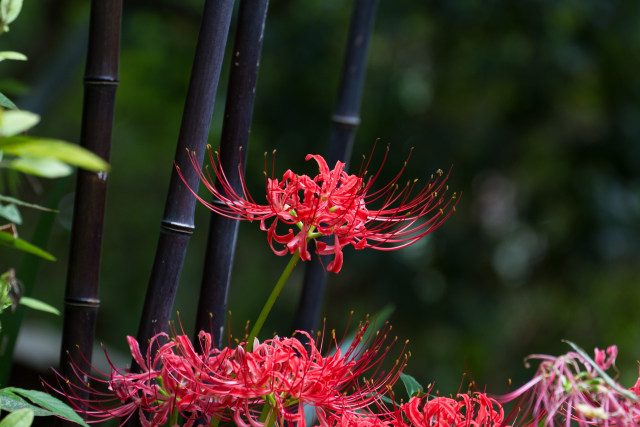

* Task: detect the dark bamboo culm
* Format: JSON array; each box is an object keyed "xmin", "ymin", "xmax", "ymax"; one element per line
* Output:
[
  {"xmin": 132, "ymin": 0, "xmax": 235, "ymax": 367},
  {"xmin": 59, "ymin": 0, "xmax": 122, "ymax": 404},
  {"xmin": 194, "ymin": 0, "xmax": 270, "ymax": 349},
  {"xmin": 293, "ymin": 0, "xmax": 381, "ymax": 334}
]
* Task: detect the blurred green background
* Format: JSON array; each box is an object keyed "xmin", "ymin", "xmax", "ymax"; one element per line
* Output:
[{"xmin": 2, "ymin": 0, "xmax": 640, "ymax": 397}]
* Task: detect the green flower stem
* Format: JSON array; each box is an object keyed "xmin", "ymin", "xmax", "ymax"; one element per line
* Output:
[
  {"xmin": 259, "ymin": 401, "xmax": 276, "ymax": 427},
  {"xmin": 168, "ymin": 408, "xmax": 178, "ymax": 426},
  {"xmin": 247, "ymin": 250, "xmax": 301, "ymax": 351}
]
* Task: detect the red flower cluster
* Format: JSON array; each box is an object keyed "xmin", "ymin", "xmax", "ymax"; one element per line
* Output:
[
  {"xmin": 310, "ymin": 389, "xmax": 506, "ymax": 427},
  {"xmin": 400, "ymin": 392, "xmax": 505, "ymax": 427},
  {"xmin": 50, "ymin": 321, "xmax": 408, "ymax": 427},
  {"xmin": 179, "ymin": 144, "xmax": 458, "ymax": 272}
]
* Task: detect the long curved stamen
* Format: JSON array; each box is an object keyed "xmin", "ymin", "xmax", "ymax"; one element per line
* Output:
[{"xmin": 179, "ymin": 144, "xmax": 459, "ymax": 273}]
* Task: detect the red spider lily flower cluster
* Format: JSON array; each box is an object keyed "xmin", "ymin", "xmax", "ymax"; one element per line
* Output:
[
  {"xmin": 498, "ymin": 344, "xmax": 640, "ymax": 426},
  {"xmin": 399, "ymin": 392, "xmax": 506, "ymax": 426},
  {"xmin": 310, "ymin": 388, "xmax": 506, "ymax": 427},
  {"xmin": 48, "ymin": 320, "xmax": 408, "ymax": 427},
  {"xmin": 178, "ymin": 144, "xmax": 458, "ymax": 273}
]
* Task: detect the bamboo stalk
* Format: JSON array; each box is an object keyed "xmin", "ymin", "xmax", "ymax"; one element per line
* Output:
[
  {"xmin": 293, "ymin": 0, "xmax": 380, "ymax": 333},
  {"xmin": 194, "ymin": 0, "xmax": 270, "ymax": 348},
  {"xmin": 133, "ymin": 0, "xmax": 235, "ymax": 364},
  {"xmin": 59, "ymin": 0, "xmax": 121, "ymax": 393}
]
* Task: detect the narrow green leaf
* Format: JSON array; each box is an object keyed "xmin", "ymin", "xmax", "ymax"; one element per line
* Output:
[
  {"xmin": 0, "ymin": 202, "xmax": 20, "ymax": 223},
  {"xmin": 0, "ymin": 390, "xmax": 51, "ymax": 416},
  {"xmin": 18, "ymin": 297, "xmax": 59, "ymax": 315},
  {"xmin": 0, "ymin": 110, "xmax": 39, "ymax": 136},
  {"xmin": 400, "ymin": 373, "xmax": 424, "ymax": 398},
  {"xmin": 0, "ymin": 92, "xmax": 16, "ymax": 109},
  {"xmin": 0, "ymin": 195, "xmax": 56, "ymax": 212},
  {"xmin": 563, "ymin": 340, "xmax": 639, "ymax": 402},
  {"xmin": 8, "ymin": 156, "xmax": 73, "ymax": 178},
  {"xmin": 0, "ymin": 408, "xmax": 33, "ymax": 427},
  {"xmin": 0, "ymin": 231, "xmax": 55, "ymax": 260},
  {"xmin": 0, "ymin": 136, "xmax": 109, "ymax": 172},
  {"xmin": 5, "ymin": 388, "xmax": 89, "ymax": 427},
  {"xmin": 0, "ymin": 51, "xmax": 26, "ymax": 61}
]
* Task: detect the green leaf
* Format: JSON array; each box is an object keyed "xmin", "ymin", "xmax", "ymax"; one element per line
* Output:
[
  {"xmin": 0, "ymin": 202, "xmax": 20, "ymax": 223},
  {"xmin": 400, "ymin": 373, "xmax": 424, "ymax": 398},
  {"xmin": 0, "ymin": 51, "xmax": 26, "ymax": 61},
  {"xmin": 0, "ymin": 92, "xmax": 16, "ymax": 109},
  {"xmin": 0, "ymin": 195, "xmax": 56, "ymax": 212},
  {"xmin": 0, "ymin": 231, "xmax": 55, "ymax": 260},
  {"xmin": 0, "ymin": 408, "xmax": 34, "ymax": 427},
  {"xmin": 19, "ymin": 297, "xmax": 59, "ymax": 315},
  {"xmin": 0, "ymin": 390, "xmax": 51, "ymax": 416},
  {"xmin": 8, "ymin": 156, "xmax": 73, "ymax": 178},
  {"xmin": 0, "ymin": 110, "xmax": 39, "ymax": 136},
  {"xmin": 0, "ymin": 0, "xmax": 22, "ymax": 26},
  {"xmin": 4, "ymin": 388, "xmax": 89, "ymax": 427},
  {"xmin": 0, "ymin": 136, "xmax": 109, "ymax": 172}
]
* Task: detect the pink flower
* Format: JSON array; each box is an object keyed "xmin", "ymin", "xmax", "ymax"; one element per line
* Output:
[
  {"xmin": 179, "ymin": 144, "xmax": 458, "ymax": 272},
  {"xmin": 498, "ymin": 344, "xmax": 640, "ymax": 426}
]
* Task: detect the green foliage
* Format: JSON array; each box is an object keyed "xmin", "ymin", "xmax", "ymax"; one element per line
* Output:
[
  {"xmin": 0, "ymin": 268, "xmax": 59, "ymax": 334},
  {"xmin": 0, "ymin": 228, "xmax": 55, "ymax": 260},
  {"xmin": 0, "ymin": 51, "xmax": 24, "ymax": 62},
  {"xmin": 0, "ymin": 110, "xmax": 39, "ymax": 136},
  {"xmin": 0, "ymin": 136, "xmax": 110, "ymax": 176},
  {"xmin": 0, "ymin": 92, "xmax": 15, "ymax": 109},
  {"xmin": 0, "ymin": 387, "xmax": 89, "ymax": 426},
  {"xmin": 0, "ymin": 0, "xmax": 22, "ymax": 34},
  {"xmin": 0, "ymin": 111, "xmax": 108, "ymax": 258},
  {"xmin": 400, "ymin": 373, "xmax": 424, "ymax": 399},
  {"xmin": 0, "ymin": 408, "xmax": 34, "ymax": 427},
  {"xmin": 17, "ymin": 297, "xmax": 59, "ymax": 315},
  {"xmin": 0, "ymin": 201, "xmax": 19, "ymax": 223}
]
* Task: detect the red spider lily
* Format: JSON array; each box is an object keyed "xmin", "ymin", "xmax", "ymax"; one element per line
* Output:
[
  {"xmin": 316, "ymin": 410, "xmax": 392, "ymax": 427},
  {"xmin": 47, "ymin": 332, "xmax": 234, "ymax": 426},
  {"xmin": 47, "ymin": 320, "xmax": 406, "ymax": 427},
  {"xmin": 400, "ymin": 392, "xmax": 506, "ymax": 427},
  {"xmin": 498, "ymin": 344, "xmax": 640, "ymax": 426},
  {"xmin": 178, "ymin": 143, "xmax": 458, "ymax": 273},
  {"xmin": 204, "ymin": 319, "xmax": 408, "ymax": 426}
]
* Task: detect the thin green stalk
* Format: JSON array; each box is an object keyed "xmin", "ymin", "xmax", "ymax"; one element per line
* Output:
[
  {"xmin": 259, "ymin": 396, "xmax": 276, "ymax": 427},
  {"xmin": 168, "ymin": 409, "xmax": 178, "ymax": 426},
  {"xmin": 247, "ymin": 251, "xmax": 300, "ymax": 351}
]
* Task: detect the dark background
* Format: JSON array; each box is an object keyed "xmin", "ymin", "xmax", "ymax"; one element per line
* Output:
[{"xmin": 2, "ymin": 0, "xmax": 640, "ymax": 400}]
